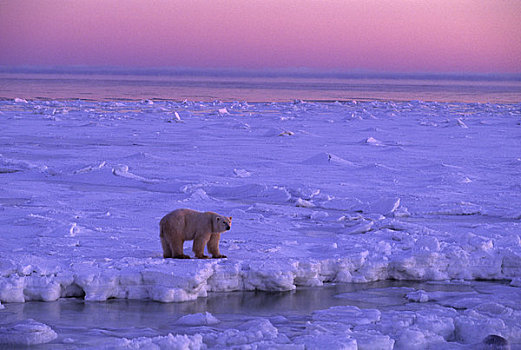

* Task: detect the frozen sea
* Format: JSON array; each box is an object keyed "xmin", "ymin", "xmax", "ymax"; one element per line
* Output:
[{"xmin": 1, "ymin": 71, "xmax": 521, "ymax": 349}]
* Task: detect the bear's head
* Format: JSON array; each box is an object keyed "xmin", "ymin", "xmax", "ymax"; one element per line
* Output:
[{"xmin": 214, "ymin": 215, "xmax": 232, "ymax": 233}]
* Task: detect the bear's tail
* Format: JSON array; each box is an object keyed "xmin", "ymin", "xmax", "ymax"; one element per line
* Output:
[{"xmin": 159, "ymin": 218, "xmax": 165, "ymax": 238}]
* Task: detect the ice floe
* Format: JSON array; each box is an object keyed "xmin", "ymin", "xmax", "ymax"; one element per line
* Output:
[
  {"xmin": 114, "ymin": 333, "xmax": 204, "ymax": 349},
  {"xmin": 1, "ymin": 99, "xmax": 520, "ymax": 348},
  {"xmin": 0, "ymin": 319, "xmax": 57, "ymax": 346},
  {"xmin": 175, "ymin": 312, "xmax": 220, "ymax": 326}
]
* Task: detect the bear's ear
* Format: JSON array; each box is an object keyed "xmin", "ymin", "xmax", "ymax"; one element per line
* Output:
[{"xmin": 228, "ymin": 216, "xmax": 232, "ymax": 221}]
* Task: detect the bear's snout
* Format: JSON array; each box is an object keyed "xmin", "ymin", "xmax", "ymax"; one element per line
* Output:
[{"xmin": 225, "ymin": 223, "xmax": 231, "ymax": 230}]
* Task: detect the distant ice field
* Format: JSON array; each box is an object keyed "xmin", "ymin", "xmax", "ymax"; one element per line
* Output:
[
  {"xmin": 1, "ymin": 71, "xmax": 521, "ymax": 103},
  {"xmin": 1, "ymin": 98, "xmax": 520, "ymax": 348}
]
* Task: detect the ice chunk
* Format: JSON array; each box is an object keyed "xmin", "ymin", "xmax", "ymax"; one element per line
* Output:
[
  {"xmin": 175, "ymin": 312, "xmax": 220, "ymax": 326},
  {"xmin": 394, "ymin": 328, "xmax": 445, "ymax": 350},
  {"xmin": 0, "ymin": 301, "xmax": 3, "ymax": 310},
  {"xmin": 288, "ymin": 186, "xmax": 321, "ymax": 200},
  {"xmin": 312, "ymin": 306, "xmax": 381, "ymax": 326},
  {"xmin": 69, "ymin": 222, "xmax": 79, "ymax": 237},
  {"xmin": 432, "ymin": 201, "xmax": 483, "ymax": 216},
  {"xmin": 363, "ymin": 198, "xmax": 401, "ymax": 216},
  {"xmin": 72, "ymin": 161, "xmax": 106, "ymax": 174},
  {"xmin": 205, "ymin": 318, "xmax": 279, "ymax": 347},
  {"xmin": 242, "ymin": 260, "xmax": 297, "ymax": 291},
  {"xmin": 502, "ymin": 252, "xmax": 521, "ymax": 278},
  {"xmin": 294, "ymin": 334, "xmax": 357, "ymax": 349},
  {"xmin": 0, "ymin": 275, "xmax": 25, "ymax": 302},
  {"xmin": 207, "ymin": 261, "xmax": 243, "ymax": 292},
  {"xmin": 233, "ymin": 168, "xmax": 251, "ymax": 177},
  {"xmin": 321, "ymin": 197, "xmax": 362, "ymax": 210},
  {"xmin": 388, "ymin": 254, "xmax": 450, "ymax": 281},
  {"xmin": 111, "ymin": 164, "xmax": 159, "ymax": 183},
  {"xmin": 184, "ymin": 188, "xmax": 212, "ymax": 202},
  {"xmin": 237, "ymin": 318, "xmax": 278, "ymax": 338},
  {"xmin": 0, "ymin": 319, "xmax": 58, "ymax": 345},
  {"xmin": 14, "ymin": 98, "xmax": 28, "ymax": 103},
  {"xmin": 481, "ymin": 334, "xmax": 510, "ymax": 349},
  {"xmin": 457, "ymin": 118, "xmax": 468, "ymax": 128},
  {"xmin": 455, "ymin": 313, "xmax": 507, "ymax": 344},
  {"xmin": 139, "ymin": 262, "xmax": 215, "ymax": 303},
  {"xmin": 302, "ymin": 152, "xmax": 355, "ymax": 166},
  {"xmin": 474, "ymin": 303, "xmax": 513, "ymax": 319},
  {"xmin": 294, "ymin": 260, "xmax": 324, "ymax": 287},
  {"xmin": 310, "ymin": 211, "xmax": 329, "ymax": 220},
  {"xmin": 415, "ymin": 311, "xmax": 456, "ymax": 341},
  {"xmin": 510, "ymin": 278, "xmax": 521, "ymax": 287},
  {"xmin": 346, "ymin": 220, "xmax": 374, "ymax": 234},
  {"xmin": 350, "ymin": 330, "xmax": 395, "ymax": 350},
  {"xmin": 365, "ymin": 137, "xmax": 384, "ymax": 146},
  {"xmin": 114, "ymin": 333, "xmax": 203, "ymax": 349},
  {"xmin": 21, "ymin": 274, "xmax": 66, "ymax": 301},
  {"xmin": 406, "ymin": 289, "xmax": 429, "ymax": 303},
  {"xmin": 295, "ymin": 198, "xmax": 315, "ymax": 208}
]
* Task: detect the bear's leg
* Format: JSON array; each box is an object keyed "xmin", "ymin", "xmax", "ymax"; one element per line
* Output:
[
  {"xmin": 193, "ymin": 234, "xmax": 210, "ymax": 259},
  {"xmin": 208, "ymin": 233, "xmax": 226, "ymax": 258},
  {"xmin": 172, "ymin": 238, "xmax": 190, "ymax": 259},
  {"xmin": 161, "ymin": 236, "xmax": 173, "ymax": 258}
]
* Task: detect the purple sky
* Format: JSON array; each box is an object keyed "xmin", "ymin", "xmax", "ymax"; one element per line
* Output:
[{"xmin": 1, "ymin": 0, "xmax": 520, "ymax": 73}]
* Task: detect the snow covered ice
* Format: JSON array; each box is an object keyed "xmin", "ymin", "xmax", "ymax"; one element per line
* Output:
[
  {"xmin": 1, "ymin": 98, "xmax": 521, "ymax": 348},
  {"xmin": 0, "ymin": 319, "xmax": 57, "ymax": 346}
]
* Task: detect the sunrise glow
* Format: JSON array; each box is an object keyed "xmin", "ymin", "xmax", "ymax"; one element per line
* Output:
[{"xmin": 0, "ymin": 0, "xmax": 520, "ymax": 73}]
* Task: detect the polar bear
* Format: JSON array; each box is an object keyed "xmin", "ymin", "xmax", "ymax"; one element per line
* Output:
[{"xmin": 160, "ymin": 208, "xmax": 232, "ymax": 259}]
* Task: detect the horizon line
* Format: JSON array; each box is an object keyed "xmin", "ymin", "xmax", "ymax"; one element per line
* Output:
[{"xmin": 1, "ymin": 65, "xmax": 521, "ymax": 82}]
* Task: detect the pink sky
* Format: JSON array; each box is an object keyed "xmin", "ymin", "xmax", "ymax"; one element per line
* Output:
[{"xmin": 1, "ymin": 0, "xmax": 520, "ymax": 73}]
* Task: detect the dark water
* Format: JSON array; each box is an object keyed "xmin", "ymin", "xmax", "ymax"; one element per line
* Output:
[
  {"xmin": 1, "ymin": 280, "xmax": 518, "ymax": 349},
  {"xmin": 1, "ymin": 70, "xmax": 520, "ymax": 103}
]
